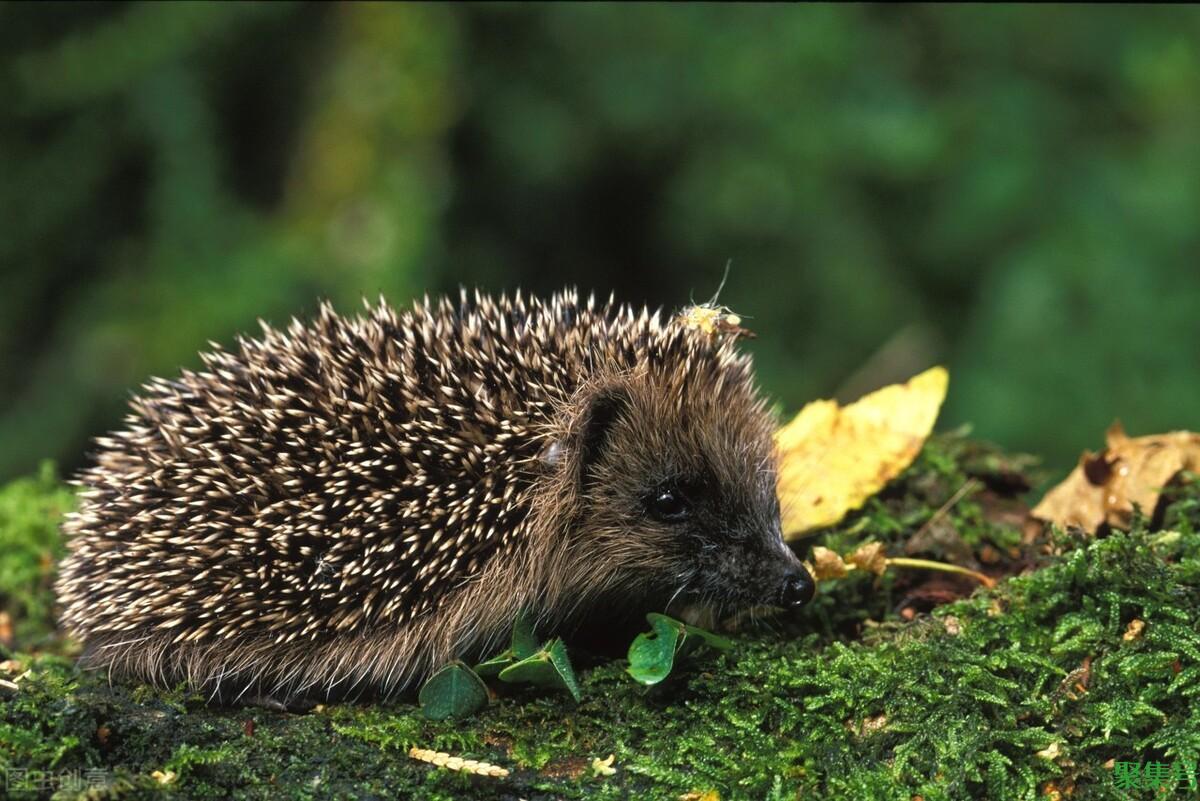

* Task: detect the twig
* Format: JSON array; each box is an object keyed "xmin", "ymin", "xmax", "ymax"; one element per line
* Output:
[
  {"xmin": 885, "ymin": 557, "xmax": 996, "ymax": 588},
  {"xmin": 912, "ymin": 478, "xmax": 982, "ymax": 541}
]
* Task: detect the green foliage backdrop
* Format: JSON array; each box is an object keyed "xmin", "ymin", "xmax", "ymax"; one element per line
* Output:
[{"xmin": 3, "ymin": 3, "xmax": 1199, "ymax": 481}]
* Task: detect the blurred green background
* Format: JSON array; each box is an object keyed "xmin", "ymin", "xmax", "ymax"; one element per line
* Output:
[{"xmin": 2, "ymin": 2, "xmax": 1199, "ymax": 484}]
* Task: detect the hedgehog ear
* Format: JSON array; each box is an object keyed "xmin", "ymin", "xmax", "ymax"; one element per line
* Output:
[
  {"xmin": 578, "ymin": 388, "xmax": 627, "ymax": 470},
  {"xmin": 542, "ymin": 386, "xmax": 628, "ymax": 490},
  {"xmin": 541, "ymin": 387, "xmax": 629, "ymax": 484}
]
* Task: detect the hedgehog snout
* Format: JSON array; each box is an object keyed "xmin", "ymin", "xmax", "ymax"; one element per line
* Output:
[
  {"xmin": 779, "ymin": 567, "xmax": 816, "ymax": 607},
  {"xmin": 761, "ymin": 533, "xmax": 816, "ymax": 608}
]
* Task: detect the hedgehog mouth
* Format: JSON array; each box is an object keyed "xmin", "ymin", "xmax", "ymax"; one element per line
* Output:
[
  {"xmin": 661, "ymin": 554, "xmax": 814, "ymax": 621},
  {"xmin": 659, "ymin": 572, "xmax": 748, "ymax": 623},
  {"xmin": 661, "ymin": 586, "xmax": 773, "ymax": 631}
]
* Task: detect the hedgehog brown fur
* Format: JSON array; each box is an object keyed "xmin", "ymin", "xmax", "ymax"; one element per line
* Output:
[{"xmin": 56, "ymin": 289, "xmax": 814, "ymax": 703}]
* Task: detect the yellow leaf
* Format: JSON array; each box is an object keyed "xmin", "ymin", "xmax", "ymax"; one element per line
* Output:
[{"xmin": 777, "ymin": 366, "xmax": 949, "ymax": 538}]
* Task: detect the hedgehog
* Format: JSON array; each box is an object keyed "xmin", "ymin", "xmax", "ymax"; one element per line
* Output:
[{"xmin": 56, "ymin": 289, "xmax": 815, "ymax": 705}]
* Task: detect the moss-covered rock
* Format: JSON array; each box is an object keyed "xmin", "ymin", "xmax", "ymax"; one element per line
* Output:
[{"xmin": 1, "ymin": 436, "xmax": 1197, "ymax": 800}]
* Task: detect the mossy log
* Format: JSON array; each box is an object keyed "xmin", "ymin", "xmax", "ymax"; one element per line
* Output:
[{"xmin": 1, "ymin": 436, "xmax": 1197, "ymax": 800}]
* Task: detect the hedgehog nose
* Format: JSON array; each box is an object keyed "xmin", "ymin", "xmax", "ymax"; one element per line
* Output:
[{"xmin": 780, "ymin": 568, "xmax": 815, "ymax": 607}]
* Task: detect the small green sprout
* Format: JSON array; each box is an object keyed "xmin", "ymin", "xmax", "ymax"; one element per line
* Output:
[
  {"xmin": 445, "ymin": 610, "xmax": 583, "ymax": 708},
  {"xmin": 474, "ymin": 610, "xmax": 539, "ymax": 677},
  {"xmin": 498, "ymin": 637, "xmax": 582, "ymax": 702},
  {"xmin": 418, "ymin": 661, "xmax": 489, "ymax": 720},
  {"xmin": 626, "ymin": 613, "xmax": 733, "ymax": 685}
]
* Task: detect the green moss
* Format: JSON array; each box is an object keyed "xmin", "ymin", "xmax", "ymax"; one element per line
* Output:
[
  {"xmin": 0, "ymin": 462, "xmax": 75, "ymax": 651},
  {"xmin": 1, "ymin": 436, "xmax": 1197, "ymax": 800}
]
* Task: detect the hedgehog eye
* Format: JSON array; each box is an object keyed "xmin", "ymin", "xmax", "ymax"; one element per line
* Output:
[{"xmin": 647, "ymin": 489, "xmax": 689, "ymax": 523}]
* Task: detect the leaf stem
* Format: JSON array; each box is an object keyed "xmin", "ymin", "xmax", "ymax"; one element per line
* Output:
[{"xmin": 885, "ymin": 557, "xmax": 996, "ymax": 588}]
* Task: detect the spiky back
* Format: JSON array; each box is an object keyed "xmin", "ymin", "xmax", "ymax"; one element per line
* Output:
[{"xmin": 57, "ymin": 290, "xmax": 752, "ymax": 652}]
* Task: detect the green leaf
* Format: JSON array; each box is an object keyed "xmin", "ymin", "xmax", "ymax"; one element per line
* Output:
[
  {"xmin": 498, "ymin": 638, "xmax": 582, "ymax": 702},
  {"xmin": 681, "ymin": 622, "xmax": 734, "ymax": 652},
  {"xmin": 418, "ymin": 661, "xmax": 488, "ymax": 721},
  {"xmin": 474, "ymin": 610, "xmax": 541, "ymax": 676},
  {"xmin": 473, "ymin": 653, "xmax": 513, "ymax": 678},
  {"xmin": 627, "ymin": 614, "xmax": 686, "ymax": 685},
  {"xmin": 628, "ymin": 614, "xmax": 734, "ymax": 685},
  {"xmin": 544, "ymin": 638, "xmax": 582, "ymax": 702},
  {"xmin": 511, "ymin": 609, "xmax": 539, "ymax": 660}
]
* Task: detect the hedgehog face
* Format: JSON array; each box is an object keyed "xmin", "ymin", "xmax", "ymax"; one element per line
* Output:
[{"xmin": 570, "ymin": 375, "xmax": 815, "ymax": 617}]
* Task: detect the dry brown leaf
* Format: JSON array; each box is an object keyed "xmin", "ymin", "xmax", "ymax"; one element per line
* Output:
[
  {"xmin": 1036, "ymin": 741, "xmax": 1063, "ymax": 761},
  {"xmin": 848, "ymin": 542, "xmax": 888, "ymax": 576},
  {"xmin": 1031, "ymin": 423, "xmax": 1200, "ymax": 533},
  {"xmin": 777, "ymin": 366, "xmax": 949, "ymax": 539},
  {"xmin": 810, "ymin": 546, "xmax": 849, "ymax": 579},
  {"xmin": 859, "ymin": 714, "xmax": 889, "ymax": 736}
]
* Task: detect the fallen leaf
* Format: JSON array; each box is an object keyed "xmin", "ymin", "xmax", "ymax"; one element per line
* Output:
[
  {"xmin": 810, "ymin": 546, "xmax": 849, "ymax": 580},
  {"xmin": 777, "ymin": 366, "xmax": 949, "ymax": 538},
  {"xmin": 847, "ymin": 714, "xmax": 888, "ymax": 737},
  {"xmin": 1037, "ymin": 741, "xmax": 1063, "ymax": 761},
  {"xmin": 1123, "ymin": 619, "xmax": 1145, "ymax": 642},
  {"xmin": 151, "ymin": 770, "xmax": 177, "ymax": 785},
  {"xmin": 848, "ymin": 541, "xmax": 888, "ymax": 575},
  {"xmin": 1032, "ymin": 423, "xmax": 1200, "ymax": 533}
]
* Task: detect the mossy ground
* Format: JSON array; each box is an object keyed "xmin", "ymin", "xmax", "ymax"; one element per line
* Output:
[{"xmin": 1, "ymin": 436, "xmax": 1198, "ymax": 801}]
